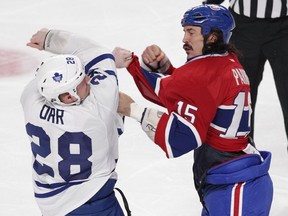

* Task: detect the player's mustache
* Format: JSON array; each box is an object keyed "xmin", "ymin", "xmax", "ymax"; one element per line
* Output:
[{"xmin": 183, "ymin": 43, "xmax": 193, "ymax": 50}]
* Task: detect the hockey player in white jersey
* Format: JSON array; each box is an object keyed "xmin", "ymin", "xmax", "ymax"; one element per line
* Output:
[{"xmin": 21, "ymin": 28, "xmax": 129, "ymax": 216}]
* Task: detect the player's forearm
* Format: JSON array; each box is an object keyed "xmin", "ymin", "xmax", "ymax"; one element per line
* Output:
[
  {"xmin": 44, "ymin": 29, "xmax": 74, "ymax": 54},
  {"xmin": 126, "ymin": 56, "xmax": 165, "ymax": 107},
  {"xmin": 45, "ymin": 29, "xmax": 106, "ymax": 54},
  {"xmin": 44, "ymin": 29, "xmax": 115, "ymax": 71}
]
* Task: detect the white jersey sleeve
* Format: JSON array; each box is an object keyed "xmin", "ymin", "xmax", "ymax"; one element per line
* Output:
[
  {"xmin": 44, "ymin": 29, "xmax": 116, "ymax": 71},
  {"xmin": 21, "ymin": 30, "xmax": 123, "ymax": 216}
]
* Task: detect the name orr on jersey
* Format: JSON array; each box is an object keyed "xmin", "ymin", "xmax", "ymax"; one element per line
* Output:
[{"xmin": 40, "ymin": 104, "xmax": 64, "ymax": 125}]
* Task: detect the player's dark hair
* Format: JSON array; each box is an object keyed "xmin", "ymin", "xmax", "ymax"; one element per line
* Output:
[{"xmin": 203, "ymin": 29, "xmax": 241, "ymax": 57}]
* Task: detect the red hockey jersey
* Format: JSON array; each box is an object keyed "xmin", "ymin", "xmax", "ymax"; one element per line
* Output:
[{"xmin": 127, "ymin": 52, "xmax": 251, "ymax": 158}]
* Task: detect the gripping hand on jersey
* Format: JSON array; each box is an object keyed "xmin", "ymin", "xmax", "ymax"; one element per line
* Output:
[
  {"xmin": 141, "ymin": 44, "xmax": 171, "ymax": 73},
  {"xmin": 118, "ymin": 92, "xmax": 163, "ymax": 142},
  {"xmin": 27, "ymin": 28, "xmax": 49, "ymax": 50},
  {"xmin": 112, "ymin": 47, "xmax": 133, "ymax": 68}
]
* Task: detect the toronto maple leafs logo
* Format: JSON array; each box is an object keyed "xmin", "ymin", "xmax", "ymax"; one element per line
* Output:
[{"xmin": 52, "ymin": 72, "xmax": 63, "ymax": 83}]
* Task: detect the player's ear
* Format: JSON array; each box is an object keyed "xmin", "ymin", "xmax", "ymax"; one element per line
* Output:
[
  {"xmin": 59, "ymin": 92, "xmax": 77, "ymax": 104},
  {"xmin": 206, "ymin": 32, "xmax": 218, "ymax": 43}
]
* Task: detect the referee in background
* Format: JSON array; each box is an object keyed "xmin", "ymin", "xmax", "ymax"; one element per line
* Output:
[{"xmin": 204, "ymin": 0, "xmax": 288, "ymax": 148}]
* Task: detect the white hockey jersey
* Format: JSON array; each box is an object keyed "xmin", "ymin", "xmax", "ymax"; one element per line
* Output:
[{"xmin": 21, "ymin": 30, "xmax": 124, "ymax": 216}]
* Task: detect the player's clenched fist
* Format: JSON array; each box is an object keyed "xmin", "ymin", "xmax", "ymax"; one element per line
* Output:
[
  {"xmin": 141, "ymin": 44, "xmax": 171, "ymax": 73},
  {"xmin": 26, "ymin": 28, "xmax": 49, "ymax": 50},
  {"xmin": 141, "ymin": 44, "xmax": 165, "ymax": 64}
]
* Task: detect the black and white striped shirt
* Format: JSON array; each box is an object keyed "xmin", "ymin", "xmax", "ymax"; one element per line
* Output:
[
  {"xmin": 207, "ymin": 0, "xmax": 288, "ymax": 18},
  {"xmin": 230, "ymin": 0, "xmax": 288, "ymax": 18}
]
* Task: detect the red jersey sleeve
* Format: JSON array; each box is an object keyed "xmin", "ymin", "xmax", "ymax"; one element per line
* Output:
[{"xmin": 127, "ymin": 55, "xmax": 164, "ymax": 107}]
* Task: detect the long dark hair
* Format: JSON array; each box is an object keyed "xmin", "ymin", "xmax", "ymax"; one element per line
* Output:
[{"xmin": 202, "ymin": 29, "xmax": 241, "ymax": 57}]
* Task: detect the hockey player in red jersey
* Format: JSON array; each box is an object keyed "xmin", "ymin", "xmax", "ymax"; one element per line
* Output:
[{"xmin": 115, "ymin": 4, "xmax": 273, "ymax": 216}]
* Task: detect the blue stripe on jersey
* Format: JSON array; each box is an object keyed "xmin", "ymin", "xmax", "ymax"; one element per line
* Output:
[
  {"xmin": 166, "ymin": 113, "xmax": 200, "ymax": 158},
  {"xmin": 212, "ymin": 108, "xmax": 234, "ymax": 130},
  {"xmin": 212, "ymin": 107, "xmax": 250, "ymax": 135},
  {"xmin": 239, "ymin": 109, "xmax": 250, "ymax": 132},
  {"xmin": 85, "ymin": 54, "xmax": 115, "ymax": 72},
  {"xmin": 34, "ymin": 180, "xmax": 86, "ymax": 198},
  {"xmin": 105, "ymin": 69, "xmax": 118, "ymax": 85},
  {"xmin": 35, "ymin": 181, "xmax": 70, "ymax": 189},
  {"xmin": 140, "ymin": 67, "xmax": 165, "ymax": 93}
]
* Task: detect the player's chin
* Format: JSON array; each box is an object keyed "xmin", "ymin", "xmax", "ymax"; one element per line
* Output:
[{"xmin": 185, "ymin": 50, "xmax": 195, "ymax": 59}]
